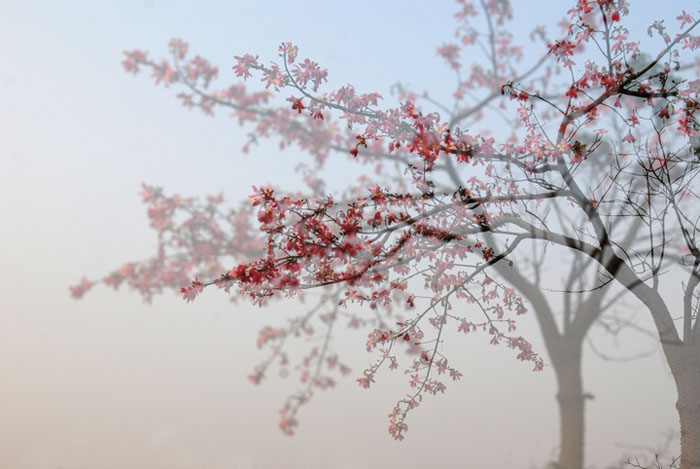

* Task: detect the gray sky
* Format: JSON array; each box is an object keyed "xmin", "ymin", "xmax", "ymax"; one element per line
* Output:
[{"xmin": 0, "ymin": 1, "xmax": 688, "ymax": 467}]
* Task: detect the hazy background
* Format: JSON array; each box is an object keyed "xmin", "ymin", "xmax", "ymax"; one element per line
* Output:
[{"xmin": 0, "ymin": 1, "xmax": 683, "ymax": 467}]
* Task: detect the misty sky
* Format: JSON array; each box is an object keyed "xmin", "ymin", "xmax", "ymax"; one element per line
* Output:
[{"xmin": 0, "ymin": 1, "xmax": 689, "ymax": 467}]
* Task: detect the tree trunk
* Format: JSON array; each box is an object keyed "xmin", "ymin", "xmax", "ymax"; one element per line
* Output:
[
  {"xmin": 672, "ymin": 346, "xmax": 700, "ymax": 469},
  {"xmin": 552, "ymin": 344, "xmax": 585, "ymax": 469}
]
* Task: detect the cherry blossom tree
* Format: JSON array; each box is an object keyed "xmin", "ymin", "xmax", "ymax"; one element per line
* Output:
[{"xmin": 72, "ymin": 1, "xmax": 700, "ymax": 467}]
